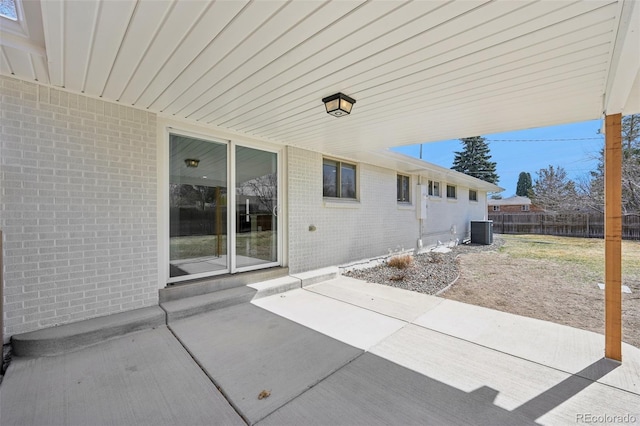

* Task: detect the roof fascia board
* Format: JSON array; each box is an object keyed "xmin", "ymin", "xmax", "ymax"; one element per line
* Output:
[
  {"xmin": 604, "ymin": 0, "xmax": 640, "ymax": 115},
  {"xmin": 367, "ymin": 149, "xmax": 503, "ymax": 193}
]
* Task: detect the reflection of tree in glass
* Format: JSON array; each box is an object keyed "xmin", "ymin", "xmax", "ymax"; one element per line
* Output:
[
  {"xmin": 341, "ymin": 165, "xmax": 356, "ymax": 198},
  {"xmin": 239, "ymin": 173, "xmax": 277, "ymax": 213},
  {"xmin": 170, "ymin": 183, "xmax": 223, "ymax": 210},
  {"xmin": 323, "ymin": 163, "xmax": 337, "ymax": 197}
]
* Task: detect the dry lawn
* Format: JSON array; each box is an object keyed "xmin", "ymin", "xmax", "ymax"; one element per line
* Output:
[{"xmin": 440, "ymin": 234, "xmax": 640, "ymax": 348}]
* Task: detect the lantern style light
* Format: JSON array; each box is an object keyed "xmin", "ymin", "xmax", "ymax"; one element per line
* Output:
[
  {"xmin": 322, "ymin": 93, "xmax": 356, "ymax": 117},
  {"xmin": 184, "ymin": 159, "xmax": 200, "ymax": 168}
]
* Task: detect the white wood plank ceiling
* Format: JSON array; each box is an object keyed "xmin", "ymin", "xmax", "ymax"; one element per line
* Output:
[{"xmin": 1, "ymin": 0, "xmax": 639, "ymax": 160}]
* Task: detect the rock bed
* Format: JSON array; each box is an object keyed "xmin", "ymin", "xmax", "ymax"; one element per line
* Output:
[{"xmin": 343, "ymin": 238, "xmax": 503, "ymax": 295}]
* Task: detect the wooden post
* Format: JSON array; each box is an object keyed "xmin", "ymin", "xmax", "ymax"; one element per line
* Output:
[{"xmin": 604, "ymin": 113, "xmax": 622, "ymax": 361}]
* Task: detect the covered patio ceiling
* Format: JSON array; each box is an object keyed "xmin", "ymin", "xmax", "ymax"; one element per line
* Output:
[{"xmin": 1, "ymin": 0, "xmax": 638, "ymax": 161}]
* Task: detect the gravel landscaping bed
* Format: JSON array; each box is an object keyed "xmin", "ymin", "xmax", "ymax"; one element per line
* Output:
[{"xmin": 343, "ymin": 238, "xmax": 503, "ymax": 295}]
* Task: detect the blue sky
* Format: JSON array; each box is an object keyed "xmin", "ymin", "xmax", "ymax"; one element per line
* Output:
[{"xmin": 392, "ymin": 119, "xmax": 604, "ymax": 197}]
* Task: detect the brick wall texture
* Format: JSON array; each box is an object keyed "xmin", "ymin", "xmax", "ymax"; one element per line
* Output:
[
  {"xmin": 287, "ymin": 147, "xmax": 419, "ymax": 273},
  {"xmin": 1, "ymin": 76, "xmax": 158, "ymax": 341},
  {"xmin": 286, "ymin": 146, "xmax": 489, "ymax": 273}
]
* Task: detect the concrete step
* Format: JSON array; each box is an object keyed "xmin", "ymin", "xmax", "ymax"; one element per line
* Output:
[
  {"xmin": 159, "ymin": 267, "xmax": 289, "ymax": 303},
  {"xmin": 248, "ymin": 276, "xmax": 302, "ymax": 300},
  {"xmin": 292, "ymin": 266, "xmax": 339, "ymax": 287},
  {"xmin": 11, "ymin": 306, "xmax": 166, "ymax": 357},
  {"xmin": 161, "ymin": 286, "xmax": 257, "ymax": 323}
]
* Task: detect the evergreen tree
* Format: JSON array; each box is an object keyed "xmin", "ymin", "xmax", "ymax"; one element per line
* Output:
[
  {"xmin": 516, "ymin": 172, "xmax": 532, "ymax": 197},
  {"xmin": 451, "ymin": 136, "xmax": 499, "ymax": 184}
]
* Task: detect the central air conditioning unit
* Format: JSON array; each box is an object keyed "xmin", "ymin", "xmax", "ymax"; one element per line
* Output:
[{"xmin": 471, "ymin": 221, "xmax": 493, "ymax": 245}]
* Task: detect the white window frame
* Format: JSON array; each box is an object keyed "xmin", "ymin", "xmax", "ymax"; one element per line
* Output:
[
  {"xmin": 428, "ymin": 180, "xmax": 441, "ymax": 198},
  {"xmin": 397, "ymin": 174, "xmax": 411, "ymax": 203},
  {"xmin": 446, "ymin": 184, "xmax": 457, "ymax": 199},
  {"xmin": 469, "ymin": 189, "xmax": 478, "ymax": 202},
  {"xmin": 492, "ymin": 205, "xmax": 500, "ymax": 211},
  {"xmin": 1, "ymin": 0, "xmax": 29, "ymax": 37},
  {"xmin": 323, "ymin": 158, "xmax": 358, "ymax": 200},
  {"xmin": 521, "ymin": 205, "xmax": 530, "ymax": 211}
]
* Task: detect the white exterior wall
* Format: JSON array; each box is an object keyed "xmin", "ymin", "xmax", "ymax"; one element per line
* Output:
[
  {"xmin": 287, "ymin": 147, "xmax": 418, "ymax": 273},
  {"xmin": 423, "ymin": 186, "xmax": 488, "ymax": 247},
  {"xmin": 0, "ymin": 76, "xmax": 158, "ymax": 341},
  {"xmin": 0, "ymin": 75, "xmax": 490, "ymax": 339},
  {"xmin": 286, "ymin": 147, "xmax": 489, "ymax": 273}
]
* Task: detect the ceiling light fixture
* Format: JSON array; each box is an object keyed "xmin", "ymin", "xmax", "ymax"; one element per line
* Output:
[
  {"xmin": 322, "ymin": 93, "xmax": 356, "ymax": 117},
  {"xmin": 185, "ymin": 159, "xmax": 200, "ymax": 168}
]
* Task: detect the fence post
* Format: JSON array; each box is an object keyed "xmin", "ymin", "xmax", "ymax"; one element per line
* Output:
[{"xmin": 586, "ymin": 214, "xmax": 589, "ymax": 238}]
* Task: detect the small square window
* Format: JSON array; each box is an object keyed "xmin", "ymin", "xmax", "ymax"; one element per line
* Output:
[
  {"xmin": 397, "ymin": 174, "xmax": 410, "ymax": 203},
  {"xmin": 0, "ymin": 0, "xmax": 17, "ymax": 20},
  {"xmin": 428, "ymin": 180, "xmax": 440, "ymax": 197},
  {"xmin": 446, "ymin": 184, "xmax": 457, "ymax": 199},
  {"xmin": 469, "ymin": 189, "xmax": 478, "ymax": 201},
  {"xmin": 323, "ymin": 158, "xmax": 357, "ymax": 199}
]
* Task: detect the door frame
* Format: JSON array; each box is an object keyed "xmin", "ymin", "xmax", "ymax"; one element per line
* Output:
[
  {"xmin": 159, "ymin": 122, "xmax": 285, "ymax": 286},
  {"xmin": 229, "ymin": 140, "xmax": 282, "ymax": 275}
]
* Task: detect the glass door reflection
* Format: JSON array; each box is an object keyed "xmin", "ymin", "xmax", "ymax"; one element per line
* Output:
[
  {"xmin": 235, "ymin": 146, "xmax": 278, "ymax": 270},
  {"xmin": 169, "ymin": 135, "xmax": 228, "ymax": 278}
]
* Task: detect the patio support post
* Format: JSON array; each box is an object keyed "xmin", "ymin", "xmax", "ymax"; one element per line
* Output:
[{"xmin": 604, "ymin": 113, "xmax": 622, "ymax": 361}]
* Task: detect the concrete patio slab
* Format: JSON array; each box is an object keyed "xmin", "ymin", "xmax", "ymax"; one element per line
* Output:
[
  {"xmin": 413, "ymin": 298, "xmax": 640, "ymax": 395},
  {"xmin": 3, "ymin": 276, "xmax": 639, "ymax": 426},
  {"xmin": 258, "ymin": 352, "xmax": 537, "ymax": 426},
  {"xmin": 10, "ymin": 306, "xmax": 166, "ymax": 357},
  {"xmin": 370, "ymin": 324, "xmax": 640, "ymax": 425},
  {"xmin": 168, "ymin": 303, "xmax": 362, "ymax": 425},
  {"xmin": 306, "ymin": 276, "xmax": 443, "ymax": 322},
  {"xmin": 251, "ymin": 288, "xmax": 406, "ymax": 350},
  {"xmin": 0, "ymin": 327, "xmax": 244, "ymax": 426}
]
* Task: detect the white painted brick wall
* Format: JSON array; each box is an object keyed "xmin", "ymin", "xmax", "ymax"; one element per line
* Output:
[
  {"xmin": 287, "ymin": 147, "xmax": 418, "ymax": 273},
  {"xmin": 1, "ymin": 76, "xmax": 158, "ymax": 341},
  {"xmin": 287, "ymin": 147, "xmax": 490, "ymax": 273}
]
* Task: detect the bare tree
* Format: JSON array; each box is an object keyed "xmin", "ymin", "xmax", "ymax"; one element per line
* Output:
[
  {"xmin": 239, "ymin": 173, "xmax": 277, "ymax": 213},
  {"xmin": 586, "ymin": 114, "xmax": 640, "ymax": 214},
  {"xmin": 531, "ymin": 165, "xmax": 582, "ymax": 212}
]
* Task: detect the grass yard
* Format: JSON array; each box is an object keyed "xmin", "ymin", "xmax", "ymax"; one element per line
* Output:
[
  {"xmin": 497, "ymin": 234, "xmax": 640, "ymax": 279},
  {"xmin": 440, "ymin": 234, "xmax": 640, "ymax": 348}
]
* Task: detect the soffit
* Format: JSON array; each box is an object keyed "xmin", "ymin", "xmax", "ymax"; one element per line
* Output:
[{"xmin": 1, "ymin": 0, "xmax": 638, "ymax": 161}]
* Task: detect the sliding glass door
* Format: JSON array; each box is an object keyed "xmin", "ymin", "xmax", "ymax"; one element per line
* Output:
[
  {"xmin": 168, "ymin": 133, "xmax": 279, "ymax": 281},
  {"xmin": 235, "ymin": 146, "xmax": 278, "ymax": 271},
  {"xmin": 169, "ymin": 135, "xmax": 228, "ymax": 278}
]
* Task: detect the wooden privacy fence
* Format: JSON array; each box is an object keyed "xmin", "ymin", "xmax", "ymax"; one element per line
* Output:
[{"xmin": 488, "ymin": 213, "xmax": 640, "ymax": 240}]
